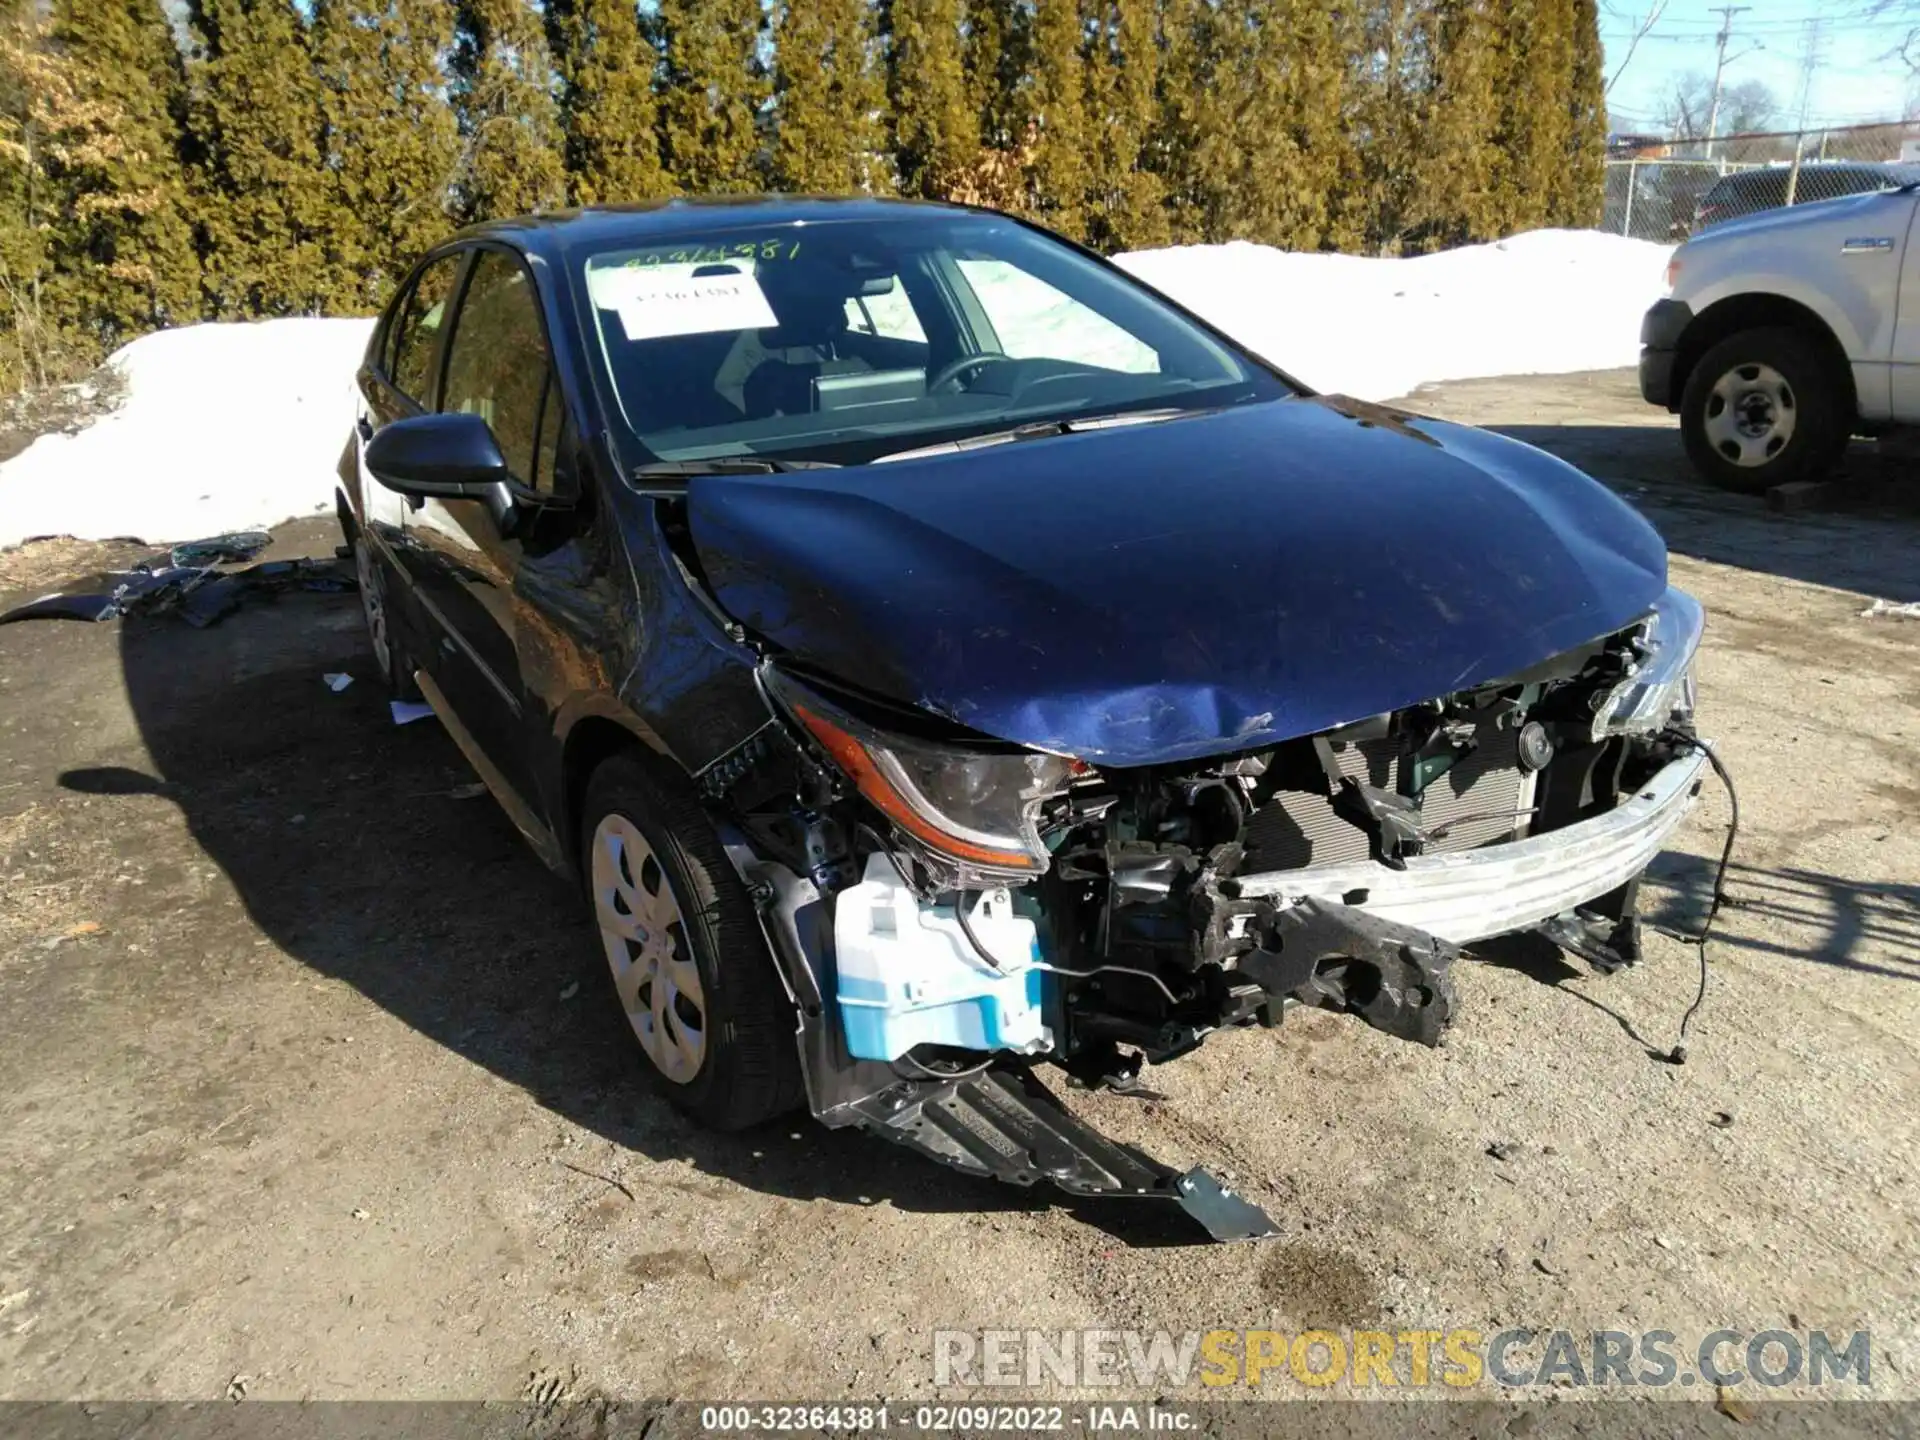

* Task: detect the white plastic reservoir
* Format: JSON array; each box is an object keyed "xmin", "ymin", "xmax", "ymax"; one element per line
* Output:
[{"xmin": 833, "ymin": 853, "xmax": 1053, "ymax": 1062}]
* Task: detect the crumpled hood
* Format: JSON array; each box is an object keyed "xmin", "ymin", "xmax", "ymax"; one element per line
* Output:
[{"xmin": 687, "ymin": 397, "xmax": 1668, "ymax": 765}]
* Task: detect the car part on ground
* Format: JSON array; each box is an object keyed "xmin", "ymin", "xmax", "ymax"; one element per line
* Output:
[{"xmin": 0, "ymin": 539, "xmax": 351, "ymax": 628}]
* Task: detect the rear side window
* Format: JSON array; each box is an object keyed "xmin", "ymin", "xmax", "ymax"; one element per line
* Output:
[
  {"xmin": 439, "ymin": 250, "xmax": 554, "ymax": 486},
  {"xmin": 388, "ymin": 254, "xmax": 464, "ymax": 404}
]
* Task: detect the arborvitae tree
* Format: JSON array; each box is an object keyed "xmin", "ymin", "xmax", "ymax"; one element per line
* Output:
[
  {"xmin": 1346, "ymin": 0, "xmax": 1422, "ymax": 251},
  {"xmin": 186, "ymin": 0, "xmax": 338, "ymax": 315},
  {"xmin": 313, "ymin": 0, "xmax": 459, "ymax": 309},
  {"xmin": 657, "ymin": 0, "xmax": 767, "ymax": 194},
  {"xmin": 1403, "ymin": 0, "xmax": 1502, "ymax": 249},
  {"xmin": 966, "ymin": 0, "xmax": 1028, "ymax": 153},
  {"xmin": 1248, "ymin": 0, "xmax": 1356, "ymax": 250},
  {"xmin": 1487, "ymin": 0, "xmax": 1572, "ymax": 234},
  {"xmin": 450, "ymin": 0, "xmax": 566, "ymax": 222},
  {"xmin": 769, "ymin": 0, "xmax": 888, "ymax": 194},
  {"xmin": 1557, "ymin": 0, "xmax": 1606, "ymax": 226},
  {"xmin": 1022, "ymin": 0, "xmax": 1089, "ymax": 239},
  {"xmin": 45, "ymin": 0, "xmax": 200, "ymax": 341},
  {"xmin": 886, "ymin": 0, "xmax": 977, "ymax": 199},
  {"xmin": 1082, "ymin": 0, "xmax": 1168, "ymax": 251},
  {"xmin": 1150, "ymin": 0, "xmax": 1215, "ymax": 244},
  {"xmin": 546, "ymin": 0, "xmax": 670, "ymax": 206}
]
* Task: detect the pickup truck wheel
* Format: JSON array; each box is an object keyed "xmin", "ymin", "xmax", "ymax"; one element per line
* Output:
[
  {"xmin": 580, "ymin": 752, "xmax": 804, "ymax": 1131},
  {"xmin": 1681, "ymin": 327, "xmax": 1849, "ymax": 493},
  {"xmin": 352, "ymin": 535, "xmax": 422, "ymax": 701}
]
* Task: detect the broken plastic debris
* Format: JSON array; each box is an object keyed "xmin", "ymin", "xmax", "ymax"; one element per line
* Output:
[
  {"xmin": 389, "ymin": 700, "xmax": 435, "ymax": 726},
  {"xmin": 0, "ymin": 534, "xmax": 352, "ymax": 629},
  {"xmin": 1860, "ymin": 598, "xmax": 1920, "ymax": 620},
  {"xmin": 168, "ymin": 530, "xmax": 271, "ymax": 567},
  {"xmin": 323, "ymin": 672, "xmax": 353, "ymax": 693}
]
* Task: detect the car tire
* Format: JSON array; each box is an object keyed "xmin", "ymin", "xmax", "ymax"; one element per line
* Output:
[
  {"xmin": 579, "ymin": 751, "xmax": 805, "ymax": 1131},
  {"xmin": 1680, "ymin": 327, "xmax": 1850, "ymax": 494},
  {"xmin": 352, "ymin": 535, "xmax": 423, "ymax": 702}
]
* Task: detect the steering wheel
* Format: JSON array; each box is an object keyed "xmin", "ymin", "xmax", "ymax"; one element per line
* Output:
[{"xmin": 926, "ymin": 351, "xmax": 1018, "ymax": 394}]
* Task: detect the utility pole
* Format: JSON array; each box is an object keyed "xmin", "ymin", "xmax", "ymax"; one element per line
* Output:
[
  {"xmin": 1795, "ymin": 18, "xmax": 1825, "ymax": 134},
  {"xmin": 1703, "ymin": 4, "xmax": 1752, "ymax": 159}
]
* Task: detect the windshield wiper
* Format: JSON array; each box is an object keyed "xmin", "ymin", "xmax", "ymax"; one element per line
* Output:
[
  {"xmin": 872, "ymin": 406, "xmax": 1207, "ymax": 464},
  {"xmin": 632, "ymin": 456, "xmax": 841, "ymax": 479}
]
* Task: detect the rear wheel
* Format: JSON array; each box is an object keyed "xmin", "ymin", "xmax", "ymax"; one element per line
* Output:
[
  {"xmin": 353, "ymin": 535, "xmax": 422, "ymax": 701},
  {"xmin": 1680, "ymin": 326, "xmax": 1850, "ymax": 493},
  {"xmin": 579, "ymin": 751, "xmax": 804, "ymax": 1131}
]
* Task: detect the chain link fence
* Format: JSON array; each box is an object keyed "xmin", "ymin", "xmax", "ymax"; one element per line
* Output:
[{"xmin": 1603, "ymin": 121, "xmax": 1920, "ymax": 241}]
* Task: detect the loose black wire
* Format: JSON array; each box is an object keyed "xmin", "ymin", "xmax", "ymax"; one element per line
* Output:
[
  {"xmin": 1660, "ymin": 731, "xmax": 1740, "ymax": 1064},
  {"xmin": 952, "ymin": 887, "xmax": 1005, "ymax": 972}
]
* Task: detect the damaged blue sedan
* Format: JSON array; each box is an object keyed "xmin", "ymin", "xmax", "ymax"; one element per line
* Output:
[{"xmin": 338, "ymin": 198, "xmax": 1708, "ymax": 1240}]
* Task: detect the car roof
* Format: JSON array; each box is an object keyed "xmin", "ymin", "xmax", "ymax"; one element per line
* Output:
[{"xmin": 448, "ymin": 195, "xmax": 993, "ymax": 264}]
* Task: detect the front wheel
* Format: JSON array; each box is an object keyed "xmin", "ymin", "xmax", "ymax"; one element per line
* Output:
[
  {"xmin": 579, "ymin": 752, "xmax": 804, "ymax": 1131},
  {"xmin": 1680, "ymin": 327, "xmax": 1850, "ymax": 494}
]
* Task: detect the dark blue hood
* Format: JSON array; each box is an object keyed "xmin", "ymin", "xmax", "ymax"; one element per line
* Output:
[{"xmin": 686, "ymin": 397, "xmax": 1668, "ymax": 765}]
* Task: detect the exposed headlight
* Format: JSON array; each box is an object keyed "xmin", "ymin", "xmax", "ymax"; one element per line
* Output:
[
  {"xmin": 1592, "ymin": 585, "xmax": 1703, "ymax": 740},
  {"xmin": 765, "ymin": 670, "xmax": 1074, "ymax": 876}
]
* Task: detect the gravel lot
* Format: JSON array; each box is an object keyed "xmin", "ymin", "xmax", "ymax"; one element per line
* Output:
[{"xmin": 0, "ymin": 370, "xmax": 1915, "ymax": 1413}]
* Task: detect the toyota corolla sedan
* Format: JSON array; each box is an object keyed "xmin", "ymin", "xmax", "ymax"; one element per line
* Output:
[{"xmin": 339, "ymin": 197, "xmax": 1707, "ymax": 1239}]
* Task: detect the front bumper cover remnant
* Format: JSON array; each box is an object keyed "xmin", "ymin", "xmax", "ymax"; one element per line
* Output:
[
  {"xmin": 1237, "ymin": 897, "xmax": 1460, "ymax": 1047},
  {"xmin": 845, "ymin": 1065, "xmax": 1279, "ymax": 1242},
  {"xmin": 1225, "ymin": 751, "xmax": 1707, "ymax": 946}
]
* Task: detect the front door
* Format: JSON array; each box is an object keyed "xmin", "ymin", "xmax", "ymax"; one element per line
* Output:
[{"xmin": 402, "ymin": 248, "xmax": 567, "ymax": 805}]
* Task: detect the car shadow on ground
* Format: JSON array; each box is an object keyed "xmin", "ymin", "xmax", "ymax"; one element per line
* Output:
[
  {"xmin": 74, "ymin": 586, "xmax": 1212, "ymax": 1247},
  {"xmin": 1490, "ymin": 422, "xmax": 1920, "ymax": 603}
]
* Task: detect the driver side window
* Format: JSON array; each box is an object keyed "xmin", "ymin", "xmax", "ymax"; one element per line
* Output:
[
  {"xmin": 439, "ymin": 251, "xmax": 554, "ymax": 487},
  {"xmin": 955, "ymin": 258, "xmax": 1160, "ymax": 374}
]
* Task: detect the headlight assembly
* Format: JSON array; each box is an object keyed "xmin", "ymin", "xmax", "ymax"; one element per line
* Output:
[
  {"xmin": 764, "ymin": 670, "xmax": 1074, "ymax": 877},
  {"xmin": 1592, "ymin": 585, "xmax": 1703, "ymax": 740}
]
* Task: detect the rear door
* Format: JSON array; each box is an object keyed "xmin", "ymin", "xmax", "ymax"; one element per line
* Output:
[{"xmin": 401, "ymin": 246, "xmax": 565, "ymax": 803}]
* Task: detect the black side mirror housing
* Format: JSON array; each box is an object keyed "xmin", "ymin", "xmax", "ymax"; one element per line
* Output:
[{"xmin": 365, "ymin": 412, "xmax": 510, "ymax": 500}]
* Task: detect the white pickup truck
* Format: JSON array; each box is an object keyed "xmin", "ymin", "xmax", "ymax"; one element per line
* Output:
[{"xmin": 1639, "ymin": 180, "xmax": 1920, "ymax": 491}]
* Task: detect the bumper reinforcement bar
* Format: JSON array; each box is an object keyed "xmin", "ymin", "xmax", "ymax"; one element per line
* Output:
[{"xmin": 1225, "ymin": 750, "xmax": 1707, "ymax": 945}]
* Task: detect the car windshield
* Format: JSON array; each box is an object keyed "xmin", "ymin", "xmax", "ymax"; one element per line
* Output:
[{"xmin": 576, "ymin": 213, "xmax": 1287, "ymax": 467}]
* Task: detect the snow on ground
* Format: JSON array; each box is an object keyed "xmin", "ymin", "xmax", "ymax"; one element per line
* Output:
[
  {"xmin": 0, "ymin": 317, "xmax": 374, "ymax": 550},
  {"xmin": 1118, "ymin": 228, "xmax": 1675, "ymax": 402},
  {"xmin": 0, "ymin": 230, "xmax": 1670, "ymax": 548}
]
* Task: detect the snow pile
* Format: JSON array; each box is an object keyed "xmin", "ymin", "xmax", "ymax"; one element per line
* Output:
[
  {"xmin": 1120, "ymin": 228, "xmax": 1674, "ymax": 402},
  {"xmin": 0, "ymin": 230, "xmax": 1672, "ymax": 547},
  {"xmin": 0, "ymin": 317, "xmax": 374, "ymax": 549}
]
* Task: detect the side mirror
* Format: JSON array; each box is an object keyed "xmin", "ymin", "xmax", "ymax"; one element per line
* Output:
[{"xmin": 364, "ymin": 412, "xmax": 510, "ymax": 500}]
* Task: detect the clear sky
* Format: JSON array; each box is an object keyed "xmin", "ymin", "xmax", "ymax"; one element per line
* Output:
[{"xmin": 1601, "ymin": 0, "xmax": 1916, "ymax": 135}]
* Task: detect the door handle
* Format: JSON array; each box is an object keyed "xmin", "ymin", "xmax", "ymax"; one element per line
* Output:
[{"xmin": 356, "ymin": 416, "xmax": 374, "ymax": 441}]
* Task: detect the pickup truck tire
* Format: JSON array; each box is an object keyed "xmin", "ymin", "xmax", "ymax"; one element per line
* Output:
[
  {"xmin": 1680, "ymin": 327, "xmax": 1850, "ymax": 493},
  {"xmin": 580, "ymin": 751, "xmax": 805, "ymax": 1131}
]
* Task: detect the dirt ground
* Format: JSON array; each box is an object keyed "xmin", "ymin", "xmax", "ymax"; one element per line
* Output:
[{"xmin": 0, "ymin": 370, "xmax": 1916, "ymax": 1412}]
